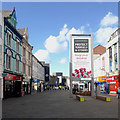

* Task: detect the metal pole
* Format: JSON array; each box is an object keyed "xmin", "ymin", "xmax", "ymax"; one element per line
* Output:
[
  {"xmin": 69, "ymin": 34, "xmax": 73, "ymax": 98},
  {"xmin": 91, "ymin": 34, "xmax": 94, "ymax": 97}
]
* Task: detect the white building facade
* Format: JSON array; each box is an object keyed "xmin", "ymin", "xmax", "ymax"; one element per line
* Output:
[
  {"xmin": 94, "ymin": 52, "xmax": 106, "ymax": 82},
  {"xmin": 32, "ymin": 55, "xmax": 45, "ymax": 92},
  {"xmin": 106, "ymin": 28, "xmax": 120, "ymax": 94}
]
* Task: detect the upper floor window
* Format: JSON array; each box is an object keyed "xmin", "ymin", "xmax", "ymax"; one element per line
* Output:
[
  {"xmin": 23, "ymin": 62, "xmax": 26, "ymax": 74},
  {"xmin": 114, "ymin": 43, "xmax": 117, "ymax": 54},
  {"xmin": 16, "ymin": 59, "xmax": 19, "ymax": 72},
  {"xmin": 6, "ymin": 54, "xmax": 11, "ymax": 70},
  {"xmin": 109, "ymin": 61, "xmax": 112, "ymax": 73},
  {"xmin": 16, "ymin": 55, "xmax": 20, "ymax": 72},
  {"xmin": 16, "ymin": 40, "xmax": 19, "ymax": 52},
  {"xmin": 23, "ymin": 47, "xmax": 26, "ymax": 57},
  {"xmin": 28, "ymin": 52, "xmax": 30, "ymax": 60},
  {"xmin": 0, "ymin": 25, "xmax": 2, "ymax": 38},
  {"xmin": 28, "ymin": 66, "xmax": 31, "ymax": 76},
  {"xmin": 6, "ymin": 32, "xmax": 12, "ymax": 47},
  {"xmin": 109, "ymin": 47, "xmax": 112, "ymax": 59}
]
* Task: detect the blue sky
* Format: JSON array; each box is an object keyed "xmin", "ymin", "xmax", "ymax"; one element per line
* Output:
[{"xmin": 2, "ymin": 2, "xmax": 118, "ymax": 76}]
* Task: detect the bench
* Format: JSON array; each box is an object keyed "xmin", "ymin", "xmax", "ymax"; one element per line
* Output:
[
  {"xmin": 76, "ymin": 91, "xmax": 91, "ymax": 96},
  {"xmin": 76, "ymin": 95, "xmax": 85, "ymax": 102},
  {"xmin": 96, "ymin": 95, "xmax": 111, "ymax": 102}
]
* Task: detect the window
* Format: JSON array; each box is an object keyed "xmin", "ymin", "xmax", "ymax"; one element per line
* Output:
[
  {"xmin": 114, "ymin": 43, "xmax": 118, "ymax": 71},
  {"xmin": 7, "ymin": 32, "xmax": 12, "ymax": 47},
  {"xmin": 110, "ymin": 61, "xmax": 112, "ymax": 72},
  {"xmin": 28, "ymin": 52, "xmax": 30, "ymax": 60},
  {"xmin": 16, "ymin": 59, "xmax": 19, "ymax": 72},
  {"xmin": 0, "ymin": 25, "xmax": 2, "ymax": 38},
  {"xmin": 6, "ymin": 54, "xmax": 11, "ymax": 70},
  {"xmin": 109, "ymin": 47, "xmax": 112, "ymax": 59},
  {"xmin": 16, "ymin": 40, "xmax": 19, "ymax": 52},
  {"xmin": 102, "ymin": 57, "xmax": 105, "ymax": 70},
  {"xmin": 28, "ymin": 66, "xmax": 30, "ymax": 76},
  {"xmin": 23, "ymin": 47, "xmax": 26, "ymax": 57},
  {"xmin": 23, "ymin": 63, "xmax": 26, "ymax": 74}
]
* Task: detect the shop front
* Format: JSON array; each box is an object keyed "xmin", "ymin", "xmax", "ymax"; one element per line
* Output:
[
  {"xmin": 22, "ymin": 77, "xmax": 31, "ymax": 96},
  {"xmin": 107, "ymin": 75, "xmax": 119, "ymax": 95},
  {"xmin": 98, "ymin": 76, "xmax": 107, "ymax": 93},
  {"xmin": 3, "ymin": 73, "xmax": 22, "ymax": 99}
]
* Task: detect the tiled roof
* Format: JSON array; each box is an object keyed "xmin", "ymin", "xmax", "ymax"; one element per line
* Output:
[
  {"xmin": 0, "ymin": 10, "xmax": 12, "ymax": 17},
  {"xmin": 93, "ymin": 45, "xmax": 106, "ymax": 55}
]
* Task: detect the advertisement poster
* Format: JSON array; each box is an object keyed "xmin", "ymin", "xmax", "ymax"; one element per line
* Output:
[{"xmin": 70, "ymin": 34, "xmax": 93, "ymax": 81}]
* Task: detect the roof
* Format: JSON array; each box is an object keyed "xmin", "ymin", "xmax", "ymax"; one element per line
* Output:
[
  {"xmin": 17, "ymin": 28, "xmax": 25, "ymax": 36},
  {"xmin": 0, "ymin": 10, "xmax": 12, "ymax": 17},
  {"xmin": 93, "ymin": 45, "xmax": 106, "ymax": 55}
]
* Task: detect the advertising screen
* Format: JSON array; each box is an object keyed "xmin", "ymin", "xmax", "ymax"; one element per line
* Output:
[{"xmin": 70, "ymin": 34, "xmax": 93, "ymax": 81}]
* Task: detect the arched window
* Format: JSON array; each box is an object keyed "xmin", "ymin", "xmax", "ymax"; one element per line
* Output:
[
  {"xmin": 6, "ymin": 49, "xmax": 12, "ymax": 70},
  {"xmin": 6, "ymin": 31, "xmax": 12, "ymax": 47},
  {"xmin": 16, "ymin": 54, "xmax": 20, "ymax": 72}
]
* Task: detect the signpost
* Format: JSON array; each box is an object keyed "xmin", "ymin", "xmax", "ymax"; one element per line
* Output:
[{"xmin": 69, "ymin": 34, "xmax": 94, "ymax": 97}]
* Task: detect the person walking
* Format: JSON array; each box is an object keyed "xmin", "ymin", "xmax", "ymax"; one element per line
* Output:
[{"xmin": 117, "ymin": 87, "xmax": 120, "ymax": 99}]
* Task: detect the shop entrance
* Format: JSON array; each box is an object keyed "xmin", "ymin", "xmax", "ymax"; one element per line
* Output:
[{"xmin": 4, "ymin": 80, "xmax": 21, "ymax": 98}]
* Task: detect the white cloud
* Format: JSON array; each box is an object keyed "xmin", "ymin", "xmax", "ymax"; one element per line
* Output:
[
  {"xmin": 44, "ymin": 35, "xmax": 68, "ymax": 53},
  {"xmin": 100, "ymin": 12, "xmax": 118, "ymax": 27},
  {"xmin": 44, "ymin": 24, "xmax": 85, "ymax": 53},
  {"xmin": 95, "ymin": 27, "xmax": 117, "ymax": 45},
  {"xmin": 57, "ymin": 24, "xmax": 68, "ymax": 42},
  {"xmin": 66, "ymin": 26, "xmax": 85, "ymax": 40},
  {"xmin": 59, "ymin": 57, "xmax": 67, "ymax": 64},
  {"xmin": 34, "ymin": 49, "xmax": 50, "ymax": 63},
  {"xmin": 95, "ymin": 12, "xmax": 118, "ymax": 45}
]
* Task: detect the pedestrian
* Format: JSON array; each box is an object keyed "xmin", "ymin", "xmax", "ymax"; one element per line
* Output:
[{"xmin": 117, "ymin": 87, "xmax": 120, "ymax": 99}]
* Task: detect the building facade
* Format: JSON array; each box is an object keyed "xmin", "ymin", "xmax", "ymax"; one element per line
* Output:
[
  {"xmin": 2, "ymin": 9, "xmax": 23, "ymax": 98},
  {"xmin": 106, "ymin": 28, "xmax": 120, "ymax": 95},
  {"xmin": 17, "ymin": 28, "xmax": 33, "ymax": 96},
  {"xmin": 52, "ymin": 72, "xmax": 63, "ymax": 84},
  {"xmin": 32, "ymin": 55, "xmax": 45, "ymax": 92},
  {"xmin": 0, "ymin": 11, "xmax": 4, "ymax": 99}
]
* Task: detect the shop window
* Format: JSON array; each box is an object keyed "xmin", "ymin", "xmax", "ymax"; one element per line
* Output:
[
  {"xmin": 6, "ymin": 32, "xmax": 12, "ymax": 47},
  {"xmin": 6, "ymin": 54, "xmax": 11, "ymax": 70}
]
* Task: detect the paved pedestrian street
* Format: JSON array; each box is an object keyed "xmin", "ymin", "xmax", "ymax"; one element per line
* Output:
[{"xmin": 2, "ymin": 90, "xmax": 119, "ymax": 119}]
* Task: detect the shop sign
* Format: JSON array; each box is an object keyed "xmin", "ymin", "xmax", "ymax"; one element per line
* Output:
[
  {"xmin": 70, "ymin": 34, "xmax": 93, "ymax": 81},
  {"xmin": 109, "ymin": 82, "xmax": 116, "ymax": 84},
  {"xmin": 16, "ymin": 76, "xmax": 21, "ymax": 80},
  {"xmin": 5, "ymin": 74, "xmax": 16, "ymax": 81},
  {"xmin": 107, "ymin": 75, "xmax": 119, "ymax": 82}
]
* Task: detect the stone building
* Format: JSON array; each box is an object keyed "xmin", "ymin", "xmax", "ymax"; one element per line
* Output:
[{"xmin": 17, "ymin": 27, "xmax": 33, "ymax": 95}]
